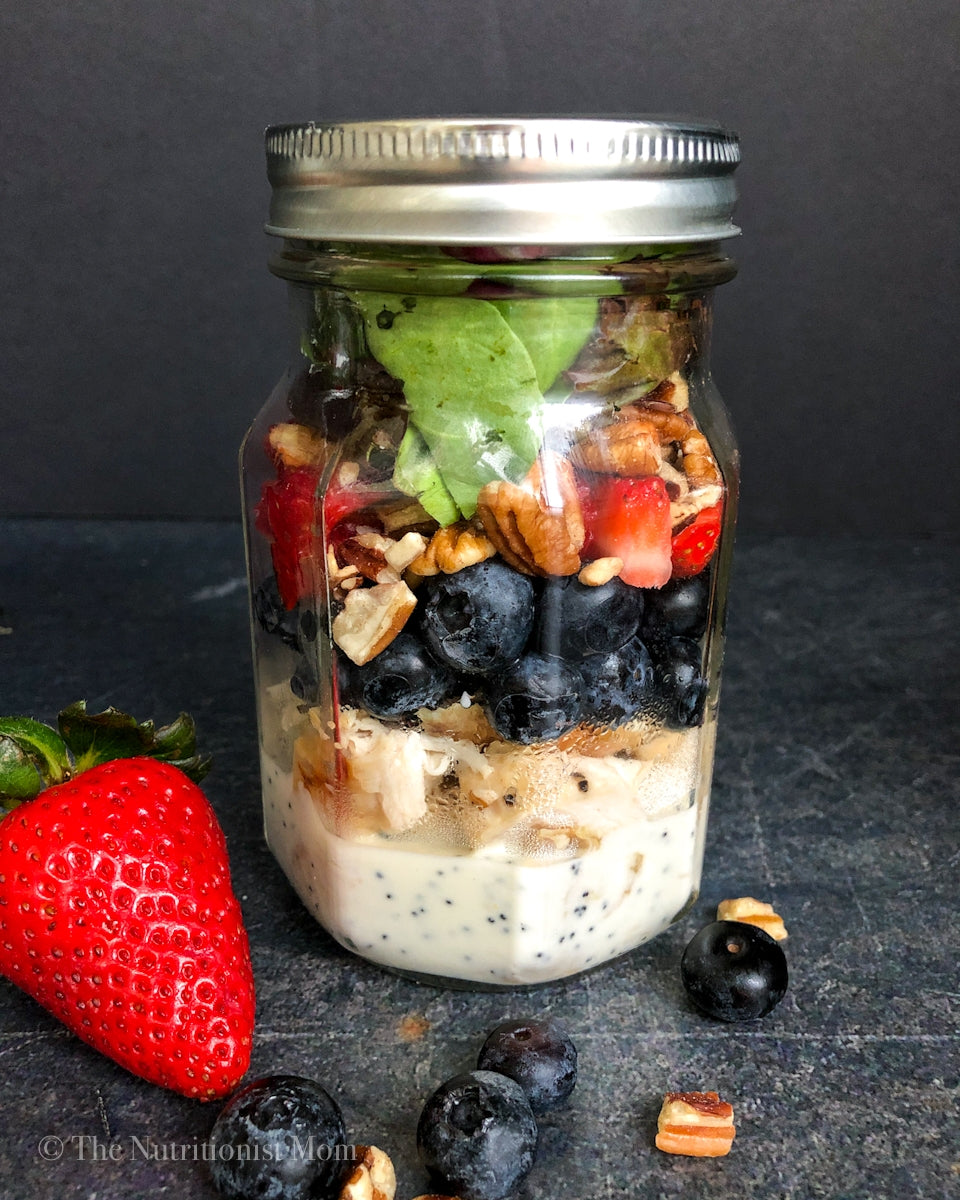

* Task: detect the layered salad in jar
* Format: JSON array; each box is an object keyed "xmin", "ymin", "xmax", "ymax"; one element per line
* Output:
[{"xmin": 245, "ymin": 246, "xmax": 733, "ymax": 986}]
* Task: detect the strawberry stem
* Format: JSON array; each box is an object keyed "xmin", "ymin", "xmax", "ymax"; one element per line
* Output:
[{"xmin": 0, "ymin": 704, "xmax": 211, "ymax": 811}]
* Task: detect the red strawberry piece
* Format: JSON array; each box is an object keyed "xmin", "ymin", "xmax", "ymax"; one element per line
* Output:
[
  {"xmin": 256, "ymin": 469, "xmax": 398, "ymax": 609},
  {"xmin": 671, "ymin": 503, "xmax": 723, "ymax": 579},
  {"xmin": 0, "ymin": 708, "xmax": 255, "ymax": 1100},
  {"xmin": 255, "ymin": 467, "xmax": 323, "ymax": 610},
  {"xmin": 581, "ymin": 475, "xmax": 673, "ymax": 588},
  {"xmin": 323, "ymin": 479, "xmax": 391, "ymax": 540}
]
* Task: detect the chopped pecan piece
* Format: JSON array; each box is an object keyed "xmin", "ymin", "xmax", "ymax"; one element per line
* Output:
[
  {"xmin": 332, "ymin": 581, "xmax": 417, "ymax": 665},
  {"xmin": 352, "ymin": 530, "xmax": 428, "ymax": 574},
  {"xmin": 670, "ymin": 483, "xmax": 723, "ymax": 532},
  {"xmin": 578, "ymin": 557, "xmax": 623, "ymax": 586},
  {"xmin": 532, "ymin": 824, "xmax": 600, "ymax": 854},
  {"xmin": 476, "ymin": 452, "xmax": 584, "ymax": 577},
  {"xmin": 717, "ymin": 897, "xmax": 788, "ymax": 940},
  {"xmin": 665, "ymin": 371, "xmax": 690, "ymax": 410},
  {"xmin": 327, "ymin": 544, "xmax": 361, "ymax": 593},
  {"xmin": 655, "ymin": 1091, "xmax": 735, "ymax": 1157},
  {"xmin": 658, "ymin": 456, "xmax": 689, "ymax": 500},
  {"xmin": 338, "ymin": 538, "xmax": 399, "ymax": 584},
  {"xmin": 267, "ymin": 422, "xmax": 329, "ymax": 469},
  {"xmin": 680, "ymin": 428, "xmax": 722, "ymax": 489},
  {"xmin": 337, "ymin": 460, "xmax": 361, "ymax": 487},
  {"xmin": 616, "ymin": 402, "xmax": 694, "ymax": 445},
  {"xmin": 411, "ymin": 522, "xmax": 496, "ymax": 576},
  {"xmin": 338, "ymin": 1145, "xmax": 396, "ymax": 1200}
]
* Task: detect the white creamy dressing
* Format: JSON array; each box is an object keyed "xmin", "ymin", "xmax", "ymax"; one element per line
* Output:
[{"xmin": 261, "ymin": 752, "xmax": 704, "ymax": 985}]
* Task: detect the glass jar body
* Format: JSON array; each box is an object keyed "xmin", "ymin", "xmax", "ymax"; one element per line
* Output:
[{"xmin": 241, "ymin": 243, "xmax": 739, "ymax": 987}]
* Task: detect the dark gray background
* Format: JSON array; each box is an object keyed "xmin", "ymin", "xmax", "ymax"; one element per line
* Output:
[{"xmin": 3, "ymin": 0, "xmax": 958, "ymax": 535}]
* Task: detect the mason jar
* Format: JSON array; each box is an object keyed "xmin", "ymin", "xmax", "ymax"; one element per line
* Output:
[{"xmin": 242, "ymin": 118, "xmax": 741, "ymax": 987}]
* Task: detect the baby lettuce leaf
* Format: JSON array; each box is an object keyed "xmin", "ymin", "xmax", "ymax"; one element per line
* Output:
[
  {"xmin": 353, "ymin": 294, "xmax": 543, "ymax": 518},
  {"xmin": 491, "ymin": 296, "xmax": 598, "ymax": 392},
  {"xmin": 393, "ymin": 426, "xmax": 461, "ymax": 525}
]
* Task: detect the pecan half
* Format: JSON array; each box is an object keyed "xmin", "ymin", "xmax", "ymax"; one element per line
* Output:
[
  {"xmin": 616, "ymin": 403, "xmax": 694, "ymax": 444},
  {"xmin": 476, "ymin": 453, "xmax": 584, "ymax": 577},
  {"xmin": 572, "ymin": 419, "xmax": 662, "ymax": 476}
]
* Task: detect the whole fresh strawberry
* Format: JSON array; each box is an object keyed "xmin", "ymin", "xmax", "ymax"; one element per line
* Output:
[{"xmin": 0, "ymin": 703, "xmax": 255, "ymax": 1100}]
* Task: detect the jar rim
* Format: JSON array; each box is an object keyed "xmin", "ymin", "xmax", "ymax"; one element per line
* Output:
[{"xmin": 265, "ymin": 117, "xmax": 740, "ymax": 245}]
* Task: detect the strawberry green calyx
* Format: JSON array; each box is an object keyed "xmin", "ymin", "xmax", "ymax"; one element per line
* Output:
[
  {"xmin": 58, "ymin": 703, "xmax": 211, "ymax": 780},
  {"xmin": 0, "ymin": 703, "xmax": 211, "ymax": 809},
  {"xmin": 0, "ymin": 718, "xmax": 71, "ymax": 809}
]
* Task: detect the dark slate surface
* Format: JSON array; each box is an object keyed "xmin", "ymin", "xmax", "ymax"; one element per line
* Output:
[{"xmin": 0, "ymin": 519, "xmax": 957, "ymax": 1200}]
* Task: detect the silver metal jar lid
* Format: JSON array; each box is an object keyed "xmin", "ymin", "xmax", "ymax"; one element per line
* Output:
[{"xmin": 264, "ymin": 117, "xmax": 740, "ymax": 245}]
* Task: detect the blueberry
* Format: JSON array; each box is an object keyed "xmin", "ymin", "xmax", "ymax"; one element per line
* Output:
[
  {"xmin": 338, "ymin": 631, "xmax": 458, "ymax": 718},
  {"xmin": 579, "ymin": 637, "xmax": 656, "ymax": 727},
  {"xmin": 681, "ymin": 920, "xmax": 788, "ymax": 1021},
  {"xmin": 420, "ymin": 561, "xmax": 535, "ymax": 676},
  {"xmin": 298, "ymin": 607, "xmax": 319, "ymax": 645},
  {"xmin": 291, "ymin": 654, "xmax": 320, "ymax": 702},
  {"xmin": 485, "ymin": 653, "xmax": 582, "ymax": 743},
  {"xmin": 642, "ymin": 574, "xmax": 710, "ymax": 643},
  {"xmin": 477, "ymin": 1018, "xmax": 578, "ymax": 1113},
  {"xmin": 651, "ymin": 637, "xmax": 708, "ymax": 728},
  {"xmin": 209, "ymin": 1074, "xmax": 346, "ymax": 1199},
  {"xmin": 417, "ymin": 1070, "xmax": 538, "ymax": 1200},
  {"xmin": 537, "ymin": 576, "xmax": 641, "ymax": 660},
  {"xmin": 254, "ymin": 578, "xmax": 301, "ymax": 649}
]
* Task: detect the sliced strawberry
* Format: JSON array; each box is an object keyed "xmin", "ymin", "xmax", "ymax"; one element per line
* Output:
[
  {"xmin": 322, "ymin": 478, "xmax": 394, "ymax": 534},
  {"xmin": 256, "ymin": 469, "xmax": 398, "ymax": 608},
  {"xmin": 671, "ymin": 504, "xmax": 722, "ymax": 579},
  {"xmin": 581, "ymin": 475, "xmax": 673, "ymax": 588},
  {"xmin": 255, "ymin": 467, "xmax": 323, "ymax": 609}
]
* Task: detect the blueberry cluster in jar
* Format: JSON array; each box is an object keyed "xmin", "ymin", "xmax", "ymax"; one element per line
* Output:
[{"xmin": 328, "ymin": 562, "xmax": 711, "ymax": 741}]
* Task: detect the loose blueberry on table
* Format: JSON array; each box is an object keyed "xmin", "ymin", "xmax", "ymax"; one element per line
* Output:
[
  {"xmin": 681, "ymin": 920, "xmax": 789, "ymax": 1021},
  {"xmin": 477, "ymin": 1018, "xmax": 579, "ymax": 1113},
  {"xmin": 209, "ymin": 1074, "xmax": 347, "ymax": 1199},
  {"xmin": 417, "ymin": 1070, "xmax": 539, "ymax": 1200}
]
